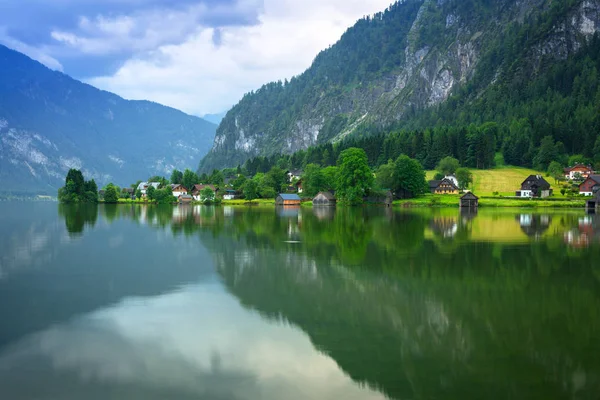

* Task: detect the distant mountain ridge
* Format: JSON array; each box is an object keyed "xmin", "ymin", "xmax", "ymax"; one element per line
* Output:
[
  {"xmin": 0, "ymin": 44, "xmax": 216, "ymax": 194},
  {"xmin": 199, "ymin": 0, "xmax": 600, "ymax": 172}
]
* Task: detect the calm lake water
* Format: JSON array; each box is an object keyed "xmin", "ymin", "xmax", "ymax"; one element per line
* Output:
[{"xmin": 0, "ymin": 202, "xmax": 599, "ymax": 399}]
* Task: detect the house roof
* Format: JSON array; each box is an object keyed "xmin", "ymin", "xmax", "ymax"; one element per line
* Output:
[
  {"xmin": 564, "ymin": 164, "xmax": 593, "ymax": 172},
  {"xmin": 521, "ymin": 175, "xmax": 551, "ymax": 190},
  {"xmin": 429, "ymin": 180, "xmax": 442, "ymax": 189},
  {"xmin": 137, "ymin": 182, "xmax": 160, "ymax": 190},
  {"xmin": 315, "ymin": 191, "xmax": 335, "ymax": 200},
  {"xmin": 278, "ymin": 194, "xmax": 301, "ymax": 200},
  {"xmin": 429, "ymin": 178, "xmax": 458, "ymax": 190},
  {"xmin": 192, "ymin": 184, "xmax": 216, "ymax": 192},
  {"xmin": 587, "ymin": 175, "xmax": 600, "ymax": 184},
  {"xmin": 461, "ymin": 192, "xmax": 478, "ymax": 200}
]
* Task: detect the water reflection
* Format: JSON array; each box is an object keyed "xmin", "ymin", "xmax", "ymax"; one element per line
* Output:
[
  {"xmin": 1, "ymin": 204, "xmax": 600, "ymax": 399},
  {"xmin": 0, "ymin": 283, "xmax": 385, "ymax": 400}
]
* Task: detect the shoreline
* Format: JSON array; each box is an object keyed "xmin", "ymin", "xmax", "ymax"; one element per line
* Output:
[{"xmin": 92, "ymin": 196, "xmax": 591, "ymax": 209}]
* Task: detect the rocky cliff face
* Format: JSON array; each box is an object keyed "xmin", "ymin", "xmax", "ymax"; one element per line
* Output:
[
  {"xmin": 200, "ymin": 0, "xmax": 600, "ymax": 171},
  {"xmin": 0, "ymin": 45, "xmax": 216, "ymax": 194}
]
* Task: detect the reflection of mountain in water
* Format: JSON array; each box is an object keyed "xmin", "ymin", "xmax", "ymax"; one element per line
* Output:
[{"xmin": 0, "ymin": 204, "xmax": 213, "ymax": 349}]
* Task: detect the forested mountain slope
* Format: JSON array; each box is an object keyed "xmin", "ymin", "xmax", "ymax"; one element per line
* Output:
[
  {"xmin": 200, "ymin": 0, "xmax": 600, "ymax": 172},
  {"xmin": 0, "ymin": 45, "xmax": 216, "ymax": 194}
]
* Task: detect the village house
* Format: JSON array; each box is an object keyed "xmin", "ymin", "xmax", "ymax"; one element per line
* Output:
[
  {"xmin": 460, "ymin": 192, "xmax": 479, "ymax": 208},
  {"xmin": 516, "ymin": 175, "xmax": 552, "ymax": 198},
  {"xmin": 579, "ymin": 175, "xmax": 600, "ymax": 196},
  {"xmin": 178, "ymin": 194, "xmax": 193, "ymax": 204},
  {"xmin": 191, "ymin": 184, "xmax": 217, "ymax": 201},
  {"xmin": 428, "ymin": 178, "xmax": 459, "ymax": 194},
  {"xmin": 136, "ymin": 182, "xmax": 161, "ymax": 197},
  {"xmin": 223, "ymin": 189, "xmax": 237, "ymax": 200},
  {"xmin": 170, "ymin": 184, "xmax": 188, "ymax": 198},
  {"xmin": 313, "ymin": 191, "xmax": 336, "ymax": 206},
  {"xmin": 295, "ymin": 179, "xmax": 304, "ymax": 194},
  {"xmin": 287, "ymin": 170, "xmax": 303, "ymax": 182},
  {"xmin": 276, "ymin": 193, "xmax": 302, "ymax": 206},
  {"xmin": 564, "ymin": 164, "xmax": 594, "ymax": 181}
]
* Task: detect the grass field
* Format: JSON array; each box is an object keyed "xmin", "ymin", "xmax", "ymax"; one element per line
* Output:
[{"xmin": 426, "ymin": 166, "xmax": 550, "ymax": 196}]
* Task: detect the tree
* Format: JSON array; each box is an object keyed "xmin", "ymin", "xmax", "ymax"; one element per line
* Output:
[
  {"xmin": 375, "ymin": 160, "xmax": 395, "ymax": 189},
  {"xmin": 568, "ymin": 154, "xmax": 590, "ymax": 166},
  {"xmin": 336, "ymin": 148, "xmax": 373, "ymax": 204},
  {"xmin": 135, "ymin": 189, "xmax": 142, "ymax": 200},
  {"xmin": 244, "ymin": 179, "xmax": 258, "ymax": 201},
  {"xmin": 322, "ymin": 166, "xmax": 339, "ymax": 191},
  {"xmin": 303, "ymin": 164, "xmax": 326, "ymax": 196},
  {"xmin": 455, "ymin": 167, "xmax": 473, "ymax": 190},
  {"xmin": 436, "ymin": 156, "xmax": 460, "ymax": 176},
  {"xmin": 533, "ymin": 136, "xmax": 558, "ymax": 171},
  {"xmin": 208, "ymin": 169, "xmax": 224, "ymax": 186},
  {"xmin": 232, "ymin": 175, "xmax": 247, "ymax": 190},
  {"xmin": 148, "ymin": 176, "xmax": 168, "ymax": 186},
  {"xmin": 267, "ymin": 166, "xmax": 287, "ymax": 193},
  {"xmin": 394, "ymin": 155, "xmax": 427, "ymax": 198},
  {"xmin": 547, "ymin": 161, "xmax": 564, "ymax": 183},
  {"xmin": 200, "ymin": 187, "xmax": 216, "ymax": 203},
  {"xmin": 433, "ymin": 172, "xmax": 445, "ymax": 180},
  {"xmin": 170, "ymin": 169, "xmax": 183, "ymax": 184},
  {"xmin": 147, "ymin": 185, "xmax": 156, "ymax": 201},
  {"xmin": 182, "ymin": 169, "xmax": 199, "ymax": 191},
  {"xmin": 104, "ymin": 184, "xmax": 119, "ymax": 203},
  {"xmin": 58, "ymin": 169, "xmax": 98, "ymax": 203}
]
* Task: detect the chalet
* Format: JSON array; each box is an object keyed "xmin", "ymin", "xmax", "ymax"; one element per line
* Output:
[
  {"xmin": 223, "ymin": 189, "xmax": 237, "ymax": 200},
  {"xmin": 313, "ymin": 191, "xmax": 336, "ymax": 206},
  {"xmin": 287, "ymin": 170, "xmax": 303, "ymax": 182},
  {"xmin": 564, "ymin": 164, "xmax": 594, "ymax": 181},
  {"xmin": 170, "ymin": 184, "xmax": 188, "ymax": 198},
  {"xmin": 276, "ymin": 193, "xmax": 301, "ymax": 206},
  {"xmin": 136, "ymin": 182, "xmax": 160, "ymax": 197},
  {"xmin": 429, "ymin": 178, "xmax": 459, "ymax": 194},
  {"xmin": 579, "ymin": 175, "xmax": 600, "ymax": 196},
  {"xmin": 460, "ymin": 192, "xmax": 479, "ymax": 208},
  {"xmin": 191, "ymin": 184, "xmax": 216, "ymax": 201},
  {"xmin": 295, "ymin": 179, "xmax": 304, "ymax": 194},
  {"xmin": 516, "ymin": 175, "xmax": 552, "ymax": 198},
  {"xmin": 178, "ymin": 194, "xmax": 193, "ymax": 204}
]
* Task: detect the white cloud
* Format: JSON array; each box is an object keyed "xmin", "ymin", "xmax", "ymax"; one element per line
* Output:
[{"xmin": 80, "ymin": 0, "xmax": 394, "ymax": 115}]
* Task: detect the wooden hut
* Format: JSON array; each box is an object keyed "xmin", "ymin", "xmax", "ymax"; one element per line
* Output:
[
  {"xmin": 460, "ymin": 192, "xmax": 479, "ymax": 208},
  {"xmin": 178, "ymin": 194, "xmax": 193, "ymax": 204},
  {"xmin": 313, "ymin": 191, "xmax": 336, "ymax": 206},
  {"xmin": 276, "ymin": 193, "xmax": 301, "ymax": 206},
  {"xmin": 586, "ymin": 190, "xmax": 600, "ymax": 212}
]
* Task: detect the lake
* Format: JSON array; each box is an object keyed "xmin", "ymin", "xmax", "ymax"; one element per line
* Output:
[{"xmin": 0, "ymin": 202, "xmax": 599, "ymax": 399}]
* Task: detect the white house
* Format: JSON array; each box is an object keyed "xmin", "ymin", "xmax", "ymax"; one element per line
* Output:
[
  {"xmin": 170, "ymin": 184, "xmax": 188, "ymax": 198},
  {"xmin": 136, "ymin": 182, "xmax": 160, "ymax": 196}
]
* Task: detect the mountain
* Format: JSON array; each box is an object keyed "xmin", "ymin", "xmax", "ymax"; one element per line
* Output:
[
  {"xmin": 199, "ymin": 0, "xmax": 600, "ymax": 172},
  {"xmin": 0, "ymin": 45, "xmax": 216, "ymax": 195},
  {"xmin": 201, "ymin": 111, "xmax": 228, "ymax": 125}
]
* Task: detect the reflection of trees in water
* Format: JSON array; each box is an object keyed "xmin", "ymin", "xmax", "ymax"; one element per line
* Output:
[
  {"xmin": 55, "ymin": 205, "xmax": 600, "ymax": 399},
  {"xmin": 58, "ymin": 204, "xmax": 98, "ymax": 236},
  {"xmin": 210, "ymin": 233, "xmax": 600, "ymax": 400}
]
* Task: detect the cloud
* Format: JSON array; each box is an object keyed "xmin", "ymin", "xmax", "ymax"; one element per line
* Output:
[
  {"xmin": 0, "ymin": 283, "xmax": 387, "ymax": 399},
  {"xmin": 82, "ymin": 0, "xmax": 394, "ymax": 115},
  {"xmin": 0, "ymin": 28, "xmax": 63, "ymax": 71}
]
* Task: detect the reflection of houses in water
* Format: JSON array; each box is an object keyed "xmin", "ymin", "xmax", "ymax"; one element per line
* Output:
[
  {"xmin": 564, "ymin": 215, "xmax": 600, "ymax": 248},
  {"xmin": 516, "ymin": 214, "xmax": 552, "ymax": 238},
  {"xmin": 429, "ymin": 217, "xmax": 458, "ymax": 238},
  {"xmin": 276, "ymin": 206, "xmax": 302, "ymax": 241},
  {"xmin": 313, "ymin": 206, "xmax": 335, "ymax": 221}
]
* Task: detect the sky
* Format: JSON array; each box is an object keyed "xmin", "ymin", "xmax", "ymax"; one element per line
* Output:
[{"xmin": 0, "ymin": 0, "xmax": 394, "ymax": 117}]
